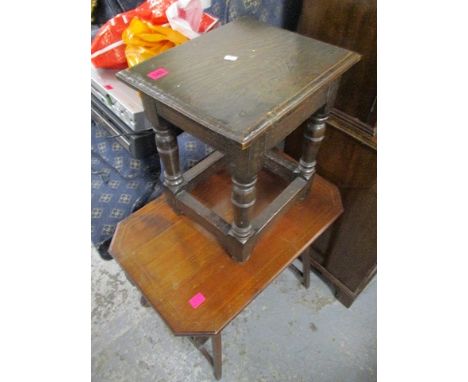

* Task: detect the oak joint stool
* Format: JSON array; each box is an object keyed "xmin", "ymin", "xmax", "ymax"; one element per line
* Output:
[{"xmin": 117, "ymin": 17, "xmax": 359, "ymax": 262}]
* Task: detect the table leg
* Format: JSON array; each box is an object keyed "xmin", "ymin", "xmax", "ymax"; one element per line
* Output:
[
  {"xmin": 140, "ymin": 294, "xmax": 151, "ymax": 308},
  {"xmin": 212, "ymin": 333, "xmax": 222, "ymax": 380},
  {"xmin": 298, "ymin": 107, "xmax": 328, "ymax": 181},
  {"xmin": 124, "ymin": 272, "xmax": 151, "ymax": 307},
  {"xmin": 189, "ymin": 333, "xmax": 223, "ymax": 380},
  {"xmin": 302, "ymin": 248, "xmax": 311, "ymax": 289},
  {"xmin": 141, "ymin": 94, "xmax": 183, "ymax": 192},
  {"xmin": 288, "ymin": 248, "xmax": 312, "ymax": 289}
]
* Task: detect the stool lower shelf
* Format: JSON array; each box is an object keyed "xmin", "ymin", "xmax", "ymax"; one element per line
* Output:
[
  {"xmin": 164, "ymin": 149, "xmax": 318, "ymax": 262},
  {"xmin": 109, "ymin": 170, "xmax": 343, "ymax": 379}
]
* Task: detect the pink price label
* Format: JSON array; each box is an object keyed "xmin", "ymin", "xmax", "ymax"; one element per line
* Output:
[
  {"xmin": 104, "ymin": 84, "xmax": 113, "ymax": 90},
  {"xmin": 147, "ymin": 67, "xmax": 169, "ymax": 80},
  {"xmin": 189, "ymin": 292, "xmax": 206, "ymax": 309}
]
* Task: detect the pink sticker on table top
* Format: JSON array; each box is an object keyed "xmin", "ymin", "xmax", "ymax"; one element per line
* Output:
[
  {"xmin": 104, "ymin": 84, "xmax": 113, "ymax": 90},
  {"xmin": 189, "ymin": 292, "xmax": 205, "ymax": 309},
  {"xmin": 147, "ymin": 67, "xmax": 169, "ymax": 80}
]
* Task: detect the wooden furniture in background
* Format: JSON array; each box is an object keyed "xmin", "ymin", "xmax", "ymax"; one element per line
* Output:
[
  {"xmin": 109, "ymin": 169, "xmax": 343, "ymax": 379},
  {"xmin": 285, "ymin": 0, "xmax": 377, "ymax": 307},
  {"xmin": 297, "ymin": 0, "xmax": 377, "ymax": 130},
  {"xmin": 117, "ymin": 17, "xmax": 359, "ymax": 262}
]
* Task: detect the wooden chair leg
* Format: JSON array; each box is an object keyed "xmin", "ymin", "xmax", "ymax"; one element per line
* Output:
[{"xmin": 212, "ymin": 332, "xmax": 222, "ymax": 380}]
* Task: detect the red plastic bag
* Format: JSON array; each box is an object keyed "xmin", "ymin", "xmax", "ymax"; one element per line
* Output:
[{"xmin": 91, "ymin": 0, "xmax": 176, "ymax": 69}]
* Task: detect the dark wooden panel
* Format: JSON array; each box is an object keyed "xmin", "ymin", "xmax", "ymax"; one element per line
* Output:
[
  {"xmin": 324, "ymin": 183, "xmax": 376, "ymax": 290},
  {"xmin": 286, "ymin": 0, "xmax": 378, "ymax": 305},
  {"xmin": 298, "ymin": 0, "xmax": 377, "ymax": 126}
]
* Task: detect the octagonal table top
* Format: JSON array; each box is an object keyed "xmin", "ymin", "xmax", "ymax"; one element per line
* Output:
[{"xmin": 109, "ymin": 169, "xmax": 343, "ymax": 335}]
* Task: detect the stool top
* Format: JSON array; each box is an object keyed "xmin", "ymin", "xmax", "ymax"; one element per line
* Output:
[
  {"xmin": 109, "ymin": 169, "xmax": 343, "ymax": 335},
  {"xmin": 117, "ymin": 17, "xmax": 360, "ymax": 148}
]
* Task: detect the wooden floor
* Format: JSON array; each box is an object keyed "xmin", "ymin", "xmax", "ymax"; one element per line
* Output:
[{"xmin": 110, "ymin": 169, "xmax": 343, "ymax": 336}]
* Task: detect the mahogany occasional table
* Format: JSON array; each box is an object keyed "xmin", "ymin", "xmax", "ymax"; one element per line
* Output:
[
  {"xmin": 116, "ymin": 17, "xmax": 360, "ymax": 262},
  {"xmin": 109, "ymin": 168, "xmax": 343, "ymax": 379}
]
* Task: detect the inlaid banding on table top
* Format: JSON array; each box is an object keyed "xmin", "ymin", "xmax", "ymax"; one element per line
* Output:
[{"xmin": 109, "ymin": 172, "xmax": 343, "ymax": 335}]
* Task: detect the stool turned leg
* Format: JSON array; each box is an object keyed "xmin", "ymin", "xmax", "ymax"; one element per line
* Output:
[
  {"xmin": 227, "ymin": 141, "xmax": 264, "ymax": 261},
  {"xmin": 298, "ymin": 107, "xmax": 328, "ymax": 182},
  {"xmin": 230, "ymin": 175, "xmax": 257, "ymax": 243},
  {"xmin": 156, "ymin": 122, "xmax": 184, "ymax": 191},
  {"xmin": 212, "ymin": 333, "xmax": 222, "ymax": 380},
  {"xmin": 141, "ymin": 94, "xmax": 184, "ymax": 192}
]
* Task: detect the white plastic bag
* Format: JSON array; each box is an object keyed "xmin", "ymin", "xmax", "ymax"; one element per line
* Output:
[{"xmin": 166, "ymin": 0, "xmax": 212, "ymax": 39}]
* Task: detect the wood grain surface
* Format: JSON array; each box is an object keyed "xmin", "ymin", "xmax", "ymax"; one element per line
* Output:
[
  {"xmin": 117, "ymin": 17, "xmax": 360, "ymax": 146},
  {"xmin": 109, "ymin": 169, "xmax": 343, "ymax": 335}
]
